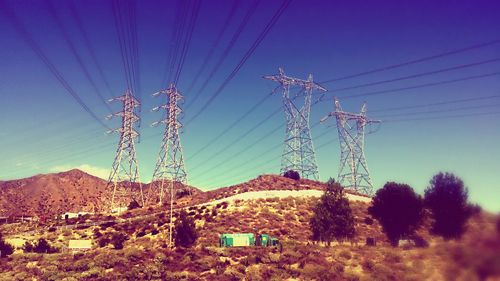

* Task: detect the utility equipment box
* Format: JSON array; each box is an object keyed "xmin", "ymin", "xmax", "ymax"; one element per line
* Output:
[{"xmin": 220, "ymin": 233, "xmax": 255, "ymax": 247}]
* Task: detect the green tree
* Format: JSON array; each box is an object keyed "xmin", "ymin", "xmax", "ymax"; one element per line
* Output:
[
  {"xmin": 424, "ymin": 172, "xmax": 474, "ymax": 239},
  {"xmin": 369, "ymin": 182, "xmax": 423, "ymax": 246},
  {"xmin": 0, "ymin": 233, "xmax": 14, "ymax": 258},
  {"xmin": 309, "ymin": 179, "xmax": 355, "ymax": 245},
  {"xmin": 174, "ymin": 210, "xmax": 198, "ymax": 248}
]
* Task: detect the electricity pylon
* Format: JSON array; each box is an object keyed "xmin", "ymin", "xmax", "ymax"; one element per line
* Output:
[
  {"xmin": 321, "ymin": 97, "xmax": 380, "ymax": 195},
  {"xmin": 150, "ymin": 84, "xmax": 188, "ymax": 247},
  {"xmin": 263, "ymin": 67, "xmax": 326, "ymax": 180},
  {"xmin": 106, "ymin": 89, "xmax": 144, "ymax": 212}
]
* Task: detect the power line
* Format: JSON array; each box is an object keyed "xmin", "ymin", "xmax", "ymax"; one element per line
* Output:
[
  {"xmin": 326, "ymin": 58, "xmax": 500, "ymax": 94},
  {"xmin": 111, "ymin": 0, "xmax": 140, "ymax": 97},
  {"xmin": 374, "ymin": 103, "xmax": 500, "ymax": 119},
  {"xmin": 67, "ymin": 0, "xmax": 114, "ymax": 97},
  {"xmin": 160, "ymin": 0, "xmax": 183, "ymax": 87},
  {"xmin": 188, "ymin": 63, "xmax": 500, "ymax": 169},
  {"xmin": 384, "ymin": 111, "xmax": 500, "ymax": 123},
  {"xmin": 183, "ymin": 1, "xmax": 239, "ymax": 96},
  {"xmin": 205, "ymin": 132, "xmax": 337, "ymax": 188},
  {"xmin": 172, "ymin": 0, "xmax": 201, "ymax": 85},
  {"xmin": 370, "ymin": 94, "xmax": 500, "ymax": 113},
  {"xmin": 185, "ymin": 0, "xmax": 292, "ymax": 125},
  {"xmin": 45, "ymin": 0, "xmax": 113, "ymax": 113},
  {"xmin": 186, "ymin": 88, "xmax": 277, "ymax": 161},
  {"xmin": 165, "ymin": 0, "xmax": 190, "ymax": 86},
  {"xmin": 189, "ymin": 106, "xmax": 282, "ymax": 173},
  {"xmin": 320, "ymin": 39, "xmax": 500, "ymax": 83},
  {"xmin": 191, "ymin": 96, "xmax": 316, "ymax": 181},
  {"xmin": 0, "ymin": 2, "xmax": 109, "ymax": 129},
  {"xmin": 339, "ymin": 71, "xmax": 500, "ymax": 100},
  {"xmin": 185, "ymin": 0, "xmax": 260, "ymax": 110},
  {"xmin": 196, "ymin": 127, "xmax": 333, "ymax": 185}
]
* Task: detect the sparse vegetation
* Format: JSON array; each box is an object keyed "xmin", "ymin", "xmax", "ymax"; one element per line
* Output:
[
  {"xmin": 425, "ymin": 172, "xmax": 474, "ymax": 239},
  {"xmin": 310, "ymin": 179, "xmax": 355, "ymax": 245},
  {"xmin": 369, "ymin": 182, "xmax": 424, "ymax": 246},
  {"xmin": 0, "ymin": 173, "xmax": 497, "ymax": 281}
]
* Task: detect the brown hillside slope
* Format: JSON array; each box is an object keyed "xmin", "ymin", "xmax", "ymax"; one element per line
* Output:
[
  {"xmin": 187, "ymin": 174, "xmax": 369, "ymax": 206},
  {"xmin": 0, "ymin": 172, "xmax": 360, "ymax": 218},
  {"xmin": 0, "ymin": 169, "xmax": 110, "ymax": 217}
]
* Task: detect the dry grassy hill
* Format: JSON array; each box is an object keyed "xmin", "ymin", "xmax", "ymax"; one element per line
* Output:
[
  {"xmin": 0, "ymin": 169, "xmax": 109, "ymax": 218},
  {"xmin": 1, "ymin": 183, "xmax": 499, "ymax": 280},
  {"xmin": 0, "ymin": 169, "xmax": 201, "ymax": 218}
]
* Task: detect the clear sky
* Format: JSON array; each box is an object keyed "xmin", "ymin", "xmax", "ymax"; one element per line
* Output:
[{"xmin": 0, "ymin": 0, "xmax": 499, "ymax": 212}]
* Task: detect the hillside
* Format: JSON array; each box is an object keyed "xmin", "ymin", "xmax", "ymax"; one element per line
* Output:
[
  {"xmin": 1, "ymin": 192, "xmax": 498, "ymax": 280},
  {"xmin": 1, "ymin": 171, "xmax": 499, "ymax": 280},
  {"xmin": 0, "ymin": 169, "xmax": 202, "ymax": 218},
  {"xmin": 0, "ymin": 170, "xmax": 363, "ymax": 218},
  {"xmin": 0, "ymin": 169, "xmax": 109, "ymax": 218}
]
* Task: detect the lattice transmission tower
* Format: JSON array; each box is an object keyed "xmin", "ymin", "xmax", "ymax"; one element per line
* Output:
[
  {"xmin": 321, "ymin": 97, "xmax": 380, "ymax": 195},
  {"xmin": 150, "ymin": 84, "xmax": 188, "ymax": 247},
  {"xmin": 263, "ymin": 68, "xmax": 326, "ymax": 180},
  {"xmin": 106, "ymin": 90, "xmax": 144, "ymax": 212}
]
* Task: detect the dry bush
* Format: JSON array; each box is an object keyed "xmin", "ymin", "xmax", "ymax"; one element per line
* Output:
[{"xmin": 94, "ymin": 251, "xmax": 127, "ymax": 269}]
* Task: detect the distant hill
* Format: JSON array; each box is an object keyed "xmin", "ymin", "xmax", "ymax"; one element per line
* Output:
[
  {"xmin": 0, "ymin": 169, "xmax": 110, "ymax": 218},
  {"xmin": 0, "ymin": 170, "xmax": 368, "ymax": 218}
]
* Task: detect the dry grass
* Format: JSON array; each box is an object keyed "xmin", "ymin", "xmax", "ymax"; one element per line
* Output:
[{"xmin": 1, "ymin": 179, "xmax": 499, "ymax": 280}]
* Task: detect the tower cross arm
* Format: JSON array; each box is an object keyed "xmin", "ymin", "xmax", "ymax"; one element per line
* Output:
[{"xmin": 263, "ymin": 68, "xmax": 327, "ymax": 92}]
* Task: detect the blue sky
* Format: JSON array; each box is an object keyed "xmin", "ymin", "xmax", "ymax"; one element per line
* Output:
[{"xmin": 0, "ymin": 0, "xmax": 499, "ymax": 212}]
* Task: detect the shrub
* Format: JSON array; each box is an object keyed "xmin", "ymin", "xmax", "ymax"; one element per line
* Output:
[
  {"xmin": 283, "ymin": 170, "xmax": 300, "ymax": 180},
  {"xmin": 93, "ymin": 229, "xmax": 103, "ymax": 239},
  {"xmin": 26, "ymin": 238, "xmax": 58, "ymax": 254},
  {"xmin": 23, "ymin": 241, "xmax": 34, "ymax": 253},
  {"xmin": 174, "ymin": 210, "xmax": 198, "ymax": 248},
  {"xmin": 410, "ymin": 234, "xmax": 429, "ymax": 248},
  {"xmin": 110, "ymin": 233, "xmax": 128, "ymax": 250},
  {"xmin": 0, "ymin": 233, "xmax": 14, "ymax": 257},
  {"xmin": 364, "ymin": 217, "xmax": 374, "ymax": 225},
  {"xmin": 128, "ymin": 200, "xmax": 141, "ymax": 210},
  {"xmin": 310, "ymin": 179, "xmax": 355, "ymax": 245},
  {"xmin": 368, "ymin": 182, "xmax": 423, "ymax": 246},
  {"xmin": 366, "ymin": 237, "xmax": 376, "ymax": 246},
  {"xmin": 98, "ymin": 237, "xmax": 110, "ymax": 248},
  {"xmin": 136, "ymin": 230, "xmax": 146, "ymax": 238},
  {"xmin": 424, "ymin": 172, "xmax": 474, "ymax": 239},
  {"xmin": 151, "ymin": 228, "xmax": 159, "ymax": 235},
  {"xmin": 177, "ymin": 189, "xmax": 191, "ymax": 199}
]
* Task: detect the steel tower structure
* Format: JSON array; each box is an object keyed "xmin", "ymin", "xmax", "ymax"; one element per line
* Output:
[
  {"xmin": 263, "ymin": 68, "xmax": 326, "ymax": 180},
  {"xmin": 106, "ymin": 90, "xmax": 144, "ymax": 212},
  {"xmin": 150, "ymin": 84, "xmax": 188, "ymax": 247},
  {"xmin": 321, "ymin": 97, "xmax": 380, "ymax": 195}
]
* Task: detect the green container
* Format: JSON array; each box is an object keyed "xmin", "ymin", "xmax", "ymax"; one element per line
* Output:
[{"xmin": 220, "ymin": 233, "xmax": 255, "ymax": 247}]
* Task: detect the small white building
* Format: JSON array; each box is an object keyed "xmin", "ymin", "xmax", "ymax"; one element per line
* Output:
[
  {"xmin": 60, "ymin": 212, "xmax": 90, "ymax": 220},
  {"xmin": 111, "ymin": 207, "xmax": 128, "ymax": 214},
  {"xmin": 68, "ymin": 240, "xmax": 92, "ymax": 251}
]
